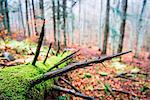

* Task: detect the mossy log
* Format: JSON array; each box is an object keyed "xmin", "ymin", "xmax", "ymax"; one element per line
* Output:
[{"xmin": 0, "ymin": 53, "xmax": 70, "ymax": 100}]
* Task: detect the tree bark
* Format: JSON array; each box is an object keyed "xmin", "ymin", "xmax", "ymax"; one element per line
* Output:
[
  {"xmin": 117, "ymin": 0, "xmax": 128, "ymax": 53},
  {"xmin": 19, "ymin": 0, "xmax": 26, "ymax": 36},
  {"xmin": 25, "ymin": 0, "xmax": 31, "ymax": 37},
  {"xmin": 52, "ymin": 0, "xmax": 56, "ymax": 44},
  {"xmin": 39, "ymin": 0, "xmax": 44, "ymax": 19},
  {"xmin": 31, "ymin": 0, "xmax": 38, "ymax": 35},
  {"xmin": 135, "ymin": 0, "xmax": 147, "ymax": 57},
  {"xmin": 57, "ymin": 0, "xmax": 60, "ymax": 44},
  {"xmin": 102, "ymin": 0, "xmax": 110, "ymax": 54},
  {"xmin": 4, "ymin": 0, "xmax": 10, "ymax": 34},
  {"xmin": 63, "ymin": 0, "xmax": 67, "ymax": 46}
]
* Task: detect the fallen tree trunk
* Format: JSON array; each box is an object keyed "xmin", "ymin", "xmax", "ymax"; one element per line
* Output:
[
  {"xmin": 0, "ymin": 54, "xmax": 70, "ymax": 99},
  {"xmin": 31, "ymin": 51, "xmax": 132, "ymax": 87}
]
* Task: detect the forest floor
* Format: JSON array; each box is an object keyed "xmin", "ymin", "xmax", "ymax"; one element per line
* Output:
[
  {"xmin": 0, "ymin": 40, "xmax": 150, "ymax": 100},
  {"xmin": 59, "ymin": 46, "xmax": 150, "ymax": 100}
]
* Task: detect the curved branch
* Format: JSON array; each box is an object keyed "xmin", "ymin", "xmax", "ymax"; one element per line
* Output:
[{"xmin": 31, "ymin": 51, "xmax": 131, "ymax": 87}]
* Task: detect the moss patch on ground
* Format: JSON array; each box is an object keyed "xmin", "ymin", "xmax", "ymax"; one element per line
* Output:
[{"xmin": 0, "ymin": 52, "xmax": 71, "ymax": 100}]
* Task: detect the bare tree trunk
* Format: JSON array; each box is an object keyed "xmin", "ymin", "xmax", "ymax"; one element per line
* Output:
[
  {"xmin": 4, "ymin": 0, "xmax": 10, "ymax": 34},
  {"xmin": 98, "ymin": 0, "xmax": 103, "ymax": 50},
  {"xmin": 52, "ymin": 0, "xmax": 56, "ymax": 44},
  {"xmin": 57, "ymin": 0, "xmax": 60, "ymax": 44},
  {"xmin": 135, "ymin": 0, "xmax": 147, "ymax": 57},
  {"xmin": 63, "ymin": 0, "xmax": 67, "ymax": 46},
  {"xmin": 39, "ymin": 0, "xmax": 44, "ymax": 19},
  {"xmin": 102, "ymin": 0, "xmax": 110, "ymax": 54},
  {"xmin": 70, "ymin": 0, "xmax": 74, "ymax": 45},
  {"xmin": 25, "ymin": 0, "xmax": 31, "ymax": 37},
  {"xmin": 117, "ymin": 0, "xmax": 128, "ymax": 53},
  {"xmin": 19, "ymin": 0, "xmax": 26, "ymax": 36},
  {"xmin": 78, "ymin": 0, "xmax": 81, "ymax": 45},
  {"xmin": 31, "ymin": 0, "xmax": 38, "ymax": 35},
  {"xmin": 28, "ymin": 0, "xmax": 34, "ymax": 36}
]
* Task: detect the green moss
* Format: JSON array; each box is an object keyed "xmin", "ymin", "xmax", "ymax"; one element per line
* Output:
[{"xmin": 0, "ymin": 52, "xmax": 71, "ymax": 100}]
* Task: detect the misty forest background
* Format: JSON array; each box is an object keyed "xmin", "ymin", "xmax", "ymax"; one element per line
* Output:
[
  {"xmin": 0, "ymin": 0, "xmax": 150, "ymax": 57},
  {"xmin": 0, "ymin": 0, "xmax": 150, "ymax": 99}
]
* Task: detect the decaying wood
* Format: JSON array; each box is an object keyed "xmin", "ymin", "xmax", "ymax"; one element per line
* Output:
[
  {"xmin": 59, "ymin": 77, "xmax": 81, "ymax": 93},
  {"xmin": 52, "ymin": 85, "xmax": 94, "ymax": 100},
  {"xmin": 47, "ymin": 49, "xmax": 80, "ymax": 71},
  {"xmin": 31, "ymin": 51, "xmax": 131, "ymax": 87}
]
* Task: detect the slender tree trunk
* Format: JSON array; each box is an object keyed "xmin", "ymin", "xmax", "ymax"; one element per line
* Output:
[
  {"xmin": 19, "ymin": 0, "xmax": 26, "ymax": 36},
  {"xmin": 52, "ymin": 0, "xmax": 56, "ymax": 44},
  {"xmin": 98, "ymin": 0, "xmax": 102, "ymax": 50},
  {"xmin": 135, "ymin": 0, "xmax": 147, "ymax": 57},
  {"xmin": 28, "ymin": 0, "xmax": 34, "ymax": 36},
  {"xmin": 117, "ymin": 0, "xmax": 128, "ymax": 53},
  {"xmin": 31, "ymin": 0, "xmax": 38, "ymax": 35},
  {"xmin": 71, "ymin": 0, "xmax": 74, "ymax": 44},
  {"xmin": 25, "ymin": 0, "xmax": 31, "ymax": 37},
  {"xmin": 4, "ymin": 0, "xmax": 10, "ymax": 34},
  {"xmin": 57, "ymin": 0, "xmax": 60, "ymax": 44},
  {"xmin": 102, "ymin": 0, "xmax": 110, "ymax": 54},
  {"xmin": 0, "ymin": 2, "xmax": 6, "ymax": 30},
  {"xmin": 78, "ymin": 0, "xmax": 81, "ymax": 45},
  {"xmin": 63, "ymin": 0, "xmax": 67, "ymax": 46},
  {"xmin": 39, "ymin": 0, "xmax": 44, "ymax": 19}
]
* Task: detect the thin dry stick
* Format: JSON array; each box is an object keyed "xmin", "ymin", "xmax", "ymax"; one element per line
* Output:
[
  {"xmin": 52, "ymin": 85, "xmax": 94, "ymax": 100},
  {"xmin": 59, "ymin": 77, "xmax": 81, "ymax": 93}
]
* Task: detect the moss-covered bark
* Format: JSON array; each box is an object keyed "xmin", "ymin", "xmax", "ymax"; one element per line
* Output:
[{"xmin": 0, "ymin": 53, "xmax": 70, "ymax": 99}]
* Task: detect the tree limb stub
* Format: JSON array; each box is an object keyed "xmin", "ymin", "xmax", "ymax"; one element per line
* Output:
[
  {"xmin": 52, "ymin": 85, "xmax": 94, "ymax": 100},
  {"xmin": 31, "ymin": 51, "xmax": 131, "ymax": 87}
]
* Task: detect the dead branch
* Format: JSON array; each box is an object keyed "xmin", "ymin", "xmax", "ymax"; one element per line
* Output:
[
  {"xmin": 30, "ymin": 51, "xmax": 131, "ymax": 87},
  {"xmin": 96, "ymin": 88, "xmax": 137, "ymax": 97},
  {"xmin": 43, "ymin": 42, "xmax": 52, "ymax": 64},
  {"xmin": 59, "ymin": 77, "xmax": 81, "ymax": 93},
  {"xmin": 52, "ymin": 85, "xmax": 94, "ymax": 100},
  {"xmin": 47, "ymin": 49, "xmax": 79, "ymax": 71},
  {"xmin": 115, "ymin": 75, "xmax": 138, "ymax": 82},
  {"xmin": 32, "ymin": 19, "xmax": 45, "ymax": 66}
]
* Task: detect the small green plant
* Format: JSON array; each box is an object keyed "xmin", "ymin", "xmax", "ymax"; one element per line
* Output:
[
  {"xmin": 140, "ymin": 85, "xmax": 149, "ymax": 92},
  {"xmin": 83, "ymin": 73, "xmax": 92, "ymax": 78},
  {"xmin": 104, "ymin": 83, "xmax": 110, "ymax": 94}
]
